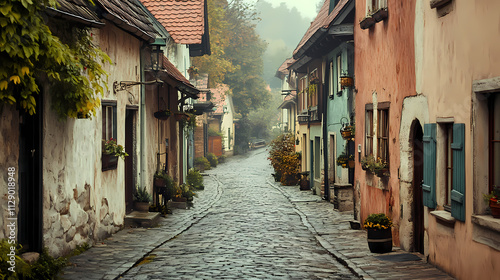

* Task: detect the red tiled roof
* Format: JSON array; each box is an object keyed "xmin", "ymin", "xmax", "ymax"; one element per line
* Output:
[
  {"xmin": 141, "ymin": 0, "xmax": 205, "ymax": 44},
  {"xmin": 210, "ymin": 84, "xmax": 229, "ymax": 115},
  {"xmin": 161, "ymin": 56, "xmax": 199, "ymax": 96},
  {"xmin": 292, "ymin": 0, "xmax": 350, "ymax": 58},
  {"xmin": 275, "ymin": 58, "xmax": 296, "ymax": 79}
]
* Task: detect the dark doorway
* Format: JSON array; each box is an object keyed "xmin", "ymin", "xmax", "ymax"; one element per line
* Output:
[
  {"xmin": 18, "ymin": 94, "xmax": 43, "ymax": 253},
  {"xmin": 125, "ymin": 109, "xmax": 136, "ymax": 213},
  {"xmin": 412, "ymin": 120, "xmax": 424, "ymax": 254}
]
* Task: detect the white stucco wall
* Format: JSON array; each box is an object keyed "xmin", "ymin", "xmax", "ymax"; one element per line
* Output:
[{"xmin": 42, "ymin": 24, "xmax": 142, "ymax": 256}]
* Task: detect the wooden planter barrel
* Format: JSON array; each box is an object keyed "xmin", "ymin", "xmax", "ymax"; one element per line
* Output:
[{"xmin": 367, "ymin": 228, "xmax": 392, "ymax": 253}]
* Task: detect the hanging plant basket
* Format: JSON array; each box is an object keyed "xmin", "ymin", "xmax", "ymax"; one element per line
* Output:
[
  {"xmin": 341, "ymin": 125, "xmax": 355, "ymax": 140},
  {"xmin": 340, "ymin": 76, "xmax": 354, "ymax": 89},
  {"xmin": 154, "ymin": 110, "xmax": 171, "ymax": 120}
]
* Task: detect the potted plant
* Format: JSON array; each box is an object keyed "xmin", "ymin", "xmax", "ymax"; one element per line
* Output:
[
  {"xmin": 336, "ymin": 153, "xmax": 349, "ymax": 168},
  {"xmin": 102, "ymin": 138, "xmax": 128, "ymax": 171},
  {"xmin": 268, "ymin": 133, "xmax": 300, "ymax": 186},
  {"xmin": 348, "ymin": 154, "xmax": 355, "ymax": 168},
  {"xmin": 133, "ymin": 186, "xmax": 152, "ymax": 212},
  {"xmin": 340, "ymin": 71, "xmax": 354, "ymax": 89},
  {"xmin": 364, "ymin": 213, "xmax": 393, "ymax": 253},
  {"xmin": 484, "ymin": 186, "xmax": 500, "ymax": 218},
  {"xmin": 360, "ymin": 155, "xmax": 389, "ymax": 177},
  {"xmin": 340, "ymin": 124, "xmax": 355, "ymax": 140},
  {"xmin": 103, "ymin": 138, "xmax": 129, "ymax": 160},
  {"xmin": 179, "ymin": 112, "xmax": 196, "ymax": 130},
  {"xmin": 154, "ymin": 109, "xmax": 171, "ymax": 120}
]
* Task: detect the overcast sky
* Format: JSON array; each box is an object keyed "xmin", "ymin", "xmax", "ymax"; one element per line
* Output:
[{"xmin": 251, "ymin": 0, "xmax": 322, "ymax": 20}]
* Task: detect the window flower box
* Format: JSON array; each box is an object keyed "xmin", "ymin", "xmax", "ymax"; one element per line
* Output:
[
  {"xmin": 360, "ymin": 16, "xmax": 375, "ymax": 29},
  {"xmin": 372, "ymin": 8, "xmax": 388, "ymax": 22}
]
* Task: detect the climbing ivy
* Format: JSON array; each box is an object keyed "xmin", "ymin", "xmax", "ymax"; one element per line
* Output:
[{"xmin": 0, "ymin": 0, "xmax": 110, "ymax": 119}]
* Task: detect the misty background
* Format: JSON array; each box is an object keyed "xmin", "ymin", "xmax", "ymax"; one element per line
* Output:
[{"xmin": 254, "ymin": 0, "xmax": 322, "ymax": 89}]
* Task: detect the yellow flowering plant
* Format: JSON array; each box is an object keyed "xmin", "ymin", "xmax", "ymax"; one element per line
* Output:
[{"xmin": 363, "ymin": 213, "xmax": 393, "ymax": 230}]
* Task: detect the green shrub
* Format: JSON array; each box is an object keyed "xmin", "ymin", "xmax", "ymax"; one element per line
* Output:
[
  {"xmin": 194, "ymin": 157, "xmax": 211, "ymax": 170},
  {"xmin": 0, "ymin": 239, "xmax": 30, "ymax": 279},
  {"xmin": 206, "ymin": 153, "xmax": 218, "ymax": 167},
  {"xmin": 134, "ymin": 185, "xmax": 152, "ymax": 203},
  {"xmin": 217, "ymin": 154, "xmax": 226, "ymax": 163},
  {"xmin": 27, "ymin": 248, "xmax": 67, "ymax": 280},
  {"xmin": 187, "ymin": 168, "xmax": 204, "ymax": 190}
]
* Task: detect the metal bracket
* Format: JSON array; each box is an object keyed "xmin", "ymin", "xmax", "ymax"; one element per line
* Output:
[{"xmin": 113, "ymin": 79, "xmax": 163, "ymax": 94}]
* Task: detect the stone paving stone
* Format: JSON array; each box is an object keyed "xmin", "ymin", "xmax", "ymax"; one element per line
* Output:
[{"xmin": 60, "ymin": 149, "xmax": 454, "ymax": 280}]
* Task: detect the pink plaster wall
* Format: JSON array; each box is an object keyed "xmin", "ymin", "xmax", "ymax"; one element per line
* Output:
[
  {"xmin": 354, "ymin": 0, "xmax": 416, "ymax": 246},
  {"xmin": 417, "ymin": 0, "xmax": 500, "ymax": 278}
]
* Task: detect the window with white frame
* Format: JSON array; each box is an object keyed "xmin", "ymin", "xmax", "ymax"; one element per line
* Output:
[
  {"xmin": 366, "ymin": 0, "xmax": 387, "ymax": 14},
  {"xmin": 365, "ymin": 102, "xmax": 389, "ymax": 164},
  {"xmin": 102, "ymin": 101, "xmax": 117, "ymax": 141}
]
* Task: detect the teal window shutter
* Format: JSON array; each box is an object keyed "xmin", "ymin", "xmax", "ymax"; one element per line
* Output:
[
  {"xmin": 422, "ymin": 123, "xmax": 437, "ymax": 208},
  {"xmin": 451, "ymin": 123, "xmax": 466, "ymax": 222}
]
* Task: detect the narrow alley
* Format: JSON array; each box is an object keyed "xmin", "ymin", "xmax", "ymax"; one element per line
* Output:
[{"xmin": 61, "ymin": 149, "xmax": 453, "ymax": 280}]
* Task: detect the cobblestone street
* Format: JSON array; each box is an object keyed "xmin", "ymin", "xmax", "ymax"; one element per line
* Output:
[
  {"xmin": 61, "ymin": 148, "xmax": 454, "ymax": 280},
  {"xmin": 120, "ymin": 149, "xmax": 356, "ymax": 279}
]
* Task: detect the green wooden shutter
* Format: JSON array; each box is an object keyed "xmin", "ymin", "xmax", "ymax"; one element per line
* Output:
[
  {"xmin": 451, "ymin": 123, "xmax": 465, "ymax": 222},
  {"xmin": 422, "ymin": 123, "xmax": 437, "ymax": 208}
]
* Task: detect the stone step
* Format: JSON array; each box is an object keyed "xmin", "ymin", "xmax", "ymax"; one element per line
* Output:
[{"xmin": 124, "ymin": 211, "xmax": 161, "ymax": 228}]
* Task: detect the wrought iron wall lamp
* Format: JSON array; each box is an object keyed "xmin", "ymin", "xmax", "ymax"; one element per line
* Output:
[{"xmin": 113, "ymin": 39, "xmax": 166, "ymax": 94}]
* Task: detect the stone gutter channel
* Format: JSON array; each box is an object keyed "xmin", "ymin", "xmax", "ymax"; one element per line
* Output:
[{"xmin": 267, "ymin": 180, "xmax": 371, "ymax": 280}]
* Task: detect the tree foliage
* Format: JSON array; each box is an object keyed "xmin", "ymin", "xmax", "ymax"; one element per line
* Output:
[
  {"xmin": 0, "ymin": 0, "xmax": 110, "ymax": 118},
  {"xmin": 192, "ymin": 0, "xmax": 270, "ymax": 116}
]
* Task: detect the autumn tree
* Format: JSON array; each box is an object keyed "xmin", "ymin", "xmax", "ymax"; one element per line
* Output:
[
  {"xmin": 192, "ymin": 0, "xmax": 270, "ymax": 116},
  {"xmin": 0, "ymin": 0, "xmax": 110, "ymax": 118}
]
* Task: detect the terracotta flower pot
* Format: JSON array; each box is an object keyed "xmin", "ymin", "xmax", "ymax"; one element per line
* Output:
[{"xmin": 490, "ymin": 199, "xmax": 500, "ymax": 218}]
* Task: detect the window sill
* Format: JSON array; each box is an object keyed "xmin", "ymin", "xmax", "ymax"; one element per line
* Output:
[
  {"xmin": 430, "ymin": 210, "xmax": 456, "ymax": 226},
  {"xmin": 471, "ymin": 215, "xmax": 500, "ymax": 232},
  {"xmin": 471, "ymin": 215, "xmax": 500, "ymax": 251}
]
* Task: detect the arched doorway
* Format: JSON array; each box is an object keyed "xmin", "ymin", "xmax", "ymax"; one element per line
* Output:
[{"xmin": 412, "ymin": 120, "xmax": 424, "ymax": 253}]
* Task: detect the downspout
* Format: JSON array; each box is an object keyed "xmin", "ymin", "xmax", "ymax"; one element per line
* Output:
[
  {"xmin": 140, "ymin": 43, "xmax": 147, "ymax": 189},
  {"xmin": 323, "ymin": 65, "xmax": 330, "ymax": 201}
]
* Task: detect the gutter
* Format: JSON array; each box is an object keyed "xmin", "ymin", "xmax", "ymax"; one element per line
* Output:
[{"xmin": 46, "ymin": 7, "xmax": 105, "ymax": 28}]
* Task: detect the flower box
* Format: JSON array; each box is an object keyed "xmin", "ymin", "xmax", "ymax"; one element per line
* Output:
[
  {"xmin": 360, "ymin": 16, "xmax": 375, "ymax": 30},
  {"xmin": 102, "ymin": 153, "xmax": 118, "ymax": 171},
  {"xmin": 372, "ymin": 8, "xmax": 388, "ymax": 22}
]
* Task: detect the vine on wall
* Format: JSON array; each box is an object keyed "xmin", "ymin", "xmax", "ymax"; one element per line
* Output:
[{"xmin": 0, "ymin": 0, "xmax": 111, "ymax": 119}]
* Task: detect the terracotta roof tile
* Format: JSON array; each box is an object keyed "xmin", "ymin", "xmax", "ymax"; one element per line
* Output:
[
  {"xmin": 210, "ymin": 84, "xmax": 229, "ymax": 115},
  {"xmin": 141, "ymin": 0, "xmax": 205, "ymax": 44}
]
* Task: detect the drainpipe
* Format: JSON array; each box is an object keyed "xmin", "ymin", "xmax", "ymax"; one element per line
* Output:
[
  {"xmin": 140, "ymin": 43, "xmax": 147, "ymax": 189},
  {"xmin": 323, "ymin": 66, "xmax": 330, "ymax": 201}
]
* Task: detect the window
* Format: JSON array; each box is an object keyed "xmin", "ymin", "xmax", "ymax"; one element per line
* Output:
[
  {"xmin": 444, "ymin": 124, "xmax": 453, "ymax": 210},
  {"xmin": 300, "ymin": 76, "xmax": 307, "ymax": 111},
  {"xmin": 489, "ymin": 95, "xmax": 500, "ymax": 192},
  {"xmin": 377, "ymin": 107, "xmax": 389, "ymax": 163},
  {"xmin": 336, "ymin": 54, "xmax": 341, "ymax": 94},
  {"xmin": 365, "ymin": 105, "xmax": 374, "ymax": 156},
  {"xmin": 423, "ymin": 122, "xmax": 465, "ymax": 221},
  {"xmin": 101, "ymin": 101, "xmax": 117, "ymax": 171},
  {"xmin": 367, "ymin": 0, "xmax": 387, "ymax": 14},
  {"xmin": 309, "ymin": 69, "xmax": 318, "ymax": 108},
  {"xmin": 102, "ymin": 101, "xmax": 117, "ymax": 141}
]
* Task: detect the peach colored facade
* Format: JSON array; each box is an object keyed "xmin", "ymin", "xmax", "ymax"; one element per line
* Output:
[
  {"xmin": 354, "ymin": 0, "xmax": 416, "ymax": 247},
  {"xmin": 413, "ymin": 0, "xmax": 500, "ymax": 278}
]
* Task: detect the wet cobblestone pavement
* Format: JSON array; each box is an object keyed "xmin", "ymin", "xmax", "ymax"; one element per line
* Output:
[{"xmin": 61, "ymin": 149, "xmax": 455, "ymax": 280}]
